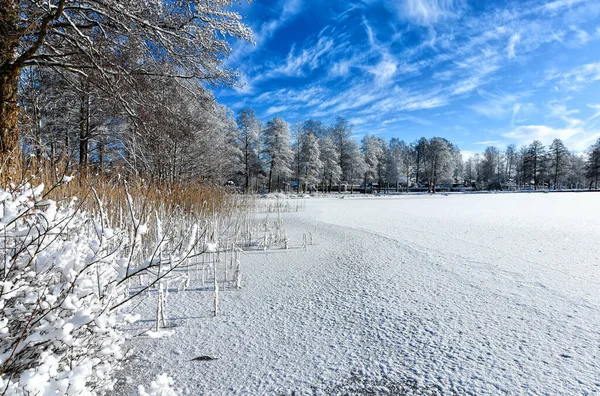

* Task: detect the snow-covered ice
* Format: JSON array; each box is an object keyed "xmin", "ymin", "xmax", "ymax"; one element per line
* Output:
[{"xmin": 116, "ymin": 193, "xmax": 600, "ymax": 395}]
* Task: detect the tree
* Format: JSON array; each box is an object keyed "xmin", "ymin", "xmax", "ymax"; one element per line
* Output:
[
  {"xmin": 299, "ymin": 131, "xmax": 322, "ymax": 192},
  {"xmin": 549, "ymin": 138, "xmax": 570, "ymax": 189},
  {"xmin": 515, "ymin": 146, "xmax": 529, "ymax": 189},
  {"xmin": 345, "ymin": 140, "xmax": 365, "ymax": 193},
  {"xmin": 524, "ymin": 140, "xmax": 547, "ymax": 190},
  {"xmin": 446, "ymin": 142, "xmax": 463, "ymax": 185},
  {"xmin": 504, "ymin": 144, "xmax": 516, "ymax": 188},
  {"xmin": 0, "ymin": 0, "xmax": 252, "ymax": 176},
  {"xmin": 387, "ymin": 138, "xmax": 402, "ymax": 188},
  {"xmin": 329, "ymin": 116, "xmax": 354, "ymax": 188},
  {"xmin": 482, "ymin": 146, "xmax": 501, "ymax": 189},
  {"xmin": 263, "ymin": 117, "xmax": 293, "ymax": 193},
  {"xmin": 399, "ymin": 141, "xmax": 413, "ymax": 188},
  {"xmin": 361, "ymin": 135, "xmax": 384, "ymax": 192},
  {"xmin": 566, "ymin": 152, "xmax": 585, "ymax": 189},
  {"xmin": 319, "ymin": 136, "xmax": 341, "ymax": 192},
  {"xmin": 423, "ymin": 137, "xmax": 454, "ymax": 193},
  {"xmin": 236, "ymin": 108, "xmax": 261, "ymax": 191},
  {"xmin": 464, "ymin": 157, "xmax": 477, "ymax": 187},
  {"xmin": 302, "ymin": 119, "xmax": 328, "ymax": 139},
  {"xmin": 586, "ymin": 138, "xmax": 600, "ymax": 190},
  {"xmin": 412, "ymin": 137, "xmax": 428, "ymax": 186}
]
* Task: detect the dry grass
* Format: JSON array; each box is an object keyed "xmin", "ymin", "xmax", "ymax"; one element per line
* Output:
[
  {"xmin": 6, "ymin": 159, "xmax": 251, "ymax": 257},
  {"xmin": 14, "ymin": 159, "xmax": 231, "ymax": 217}
]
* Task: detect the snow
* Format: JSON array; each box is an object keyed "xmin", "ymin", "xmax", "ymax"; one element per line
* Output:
[{"xmin": 115, "ymin": 192, "xmax": 600, "ymax": 395}]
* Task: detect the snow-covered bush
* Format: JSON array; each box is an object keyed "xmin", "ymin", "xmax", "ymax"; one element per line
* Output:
[{"xmin": 0, "ymin": 183, "xmax": 128, "ymax": 395}]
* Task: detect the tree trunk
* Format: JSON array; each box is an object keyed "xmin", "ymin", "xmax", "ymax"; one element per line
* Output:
[
  {"xmin": 0, "ymin": 67, "xmax": 20, "ymax": 177},
  {"xmin": 79, "ymin": 92, "xmax": 90, "ymax": 179},
  {"xmin": 0, "ymin": 1, "xmax": 22, "ymax": 181},
  {"xmin": 244, "ymin": 140, "xmax": 250, "ymax": 192},
  {"xmin": 268, "ymin": 157, "xmax": 275, "ymax": 193}
]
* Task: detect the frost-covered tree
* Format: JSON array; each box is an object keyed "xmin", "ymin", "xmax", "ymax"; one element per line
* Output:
[
  {"xmin": 566, "ymin": 152, "xmax": 586, "ymax": 189},
  {"xmin": 451, "ymin": 145, "xmax": 464, "ymax": 185},
  {"xmin": 361, "ymin": 135, "xmax": 385, "ymax": 191},
  {"xmin": 0, "ymin": 0, "xmax": 253, "ymax": 176},
  {"xmin": 504, "ymin": 144, "xmax": 517, "ymax": 188},
  {"xmin": 482, "ymin": 146, "xmax": 501, "ymax": 189},
  {"xmin": 388, "ymin": 139, "xmax": 412, "ymax": 188},
  {"xmin": 299, "ymin": 130, "xmax": 322, "ymax": 192},
  {"xmin": 524, "ymin": 140, "xmax": 547, "ymax": 190},
  {"xmin": 586, "ymin": 138, "xmax": 600, "ymax": 190},
  {"xmin": 412, "ymin": 137, "xmax": 429, "ymax": 186},
  {"xmin": 464, "ymin": 157, "xmax": 477, "ymax": 187},
  {"xmin": 303, "ymin": 119, "xmax": 328, "ymax": 139},
  {"xmin": 423, "ymin": 137, "xmax": 454, "ymax": 193},
  {"xmin": 237, "ymin": 108, "xmax": 262, "ymax": 191},
  {"xmin": 189, "ymin": 104, "xmax": 242, "ymax": 184},
  {"xmin": 387, "ymin": 138, "xmax": 402, "ymax": 187},
  {"xmin": 263, "ymin": 117, "xmax": 293, "ymax": 193},
  {"xmin": 345, "ymin": 140, "xmax": 365, "ymax": 193},
  {"xmin": 549, "ymin": 138, "xmax": 570, "ymax": 189},
  {"xmin": 329, "ymin": 117, "xmax": 354, "ymax": 184},
  {"xmin": 319, "ymin": 136, "xmax": 341, "ymax": 192}
]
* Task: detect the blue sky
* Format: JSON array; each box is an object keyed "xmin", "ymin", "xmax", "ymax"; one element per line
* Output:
[{"xmin": 216, "ymin": 0, "xmax": 600, "ymax": 157}]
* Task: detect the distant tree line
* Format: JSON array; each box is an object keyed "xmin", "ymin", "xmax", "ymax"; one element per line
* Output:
[
  {"xmin": 14, "ymin": 79, "xmax": 600, "ymax": 191},
  {"xmin": 226, "ymin": 110, "xmax": 600, "ymax": 193},
  {"xmin": 465, "ymin": 139, "xmax": 600, "ymax": 191}
]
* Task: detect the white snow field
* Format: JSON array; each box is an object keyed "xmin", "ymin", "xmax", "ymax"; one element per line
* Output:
[{"xmin": 116, "ymin": 192, "xmax": 600, "ymax": 395}]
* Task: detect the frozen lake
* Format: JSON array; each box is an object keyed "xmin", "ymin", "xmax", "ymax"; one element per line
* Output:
[{"xmin": 118, "ymin": 192, "xmax": 600, "ymax": 395}]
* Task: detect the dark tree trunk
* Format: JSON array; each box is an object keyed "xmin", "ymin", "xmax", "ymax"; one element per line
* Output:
[
  {"xmin": 244, "ymin": 137, "xmax": 250, "ymax": 192},
  {"xmin": 98, "ymin": 141, "xmax": 104, "ymax": 172},
  {"xmin": 268, "ymin": 157, "xmax": 275, "ymax": 193},
  {"xmin": 79, "ymin": 92, "xmax": 90, "ymax": 178},
  {"xmin": 0, "ymin": 67, "xmax": 20, "ymax": 176},
  {"xmin": 0, "ymin": 1, "xmax": 21, "ymax": 179}
]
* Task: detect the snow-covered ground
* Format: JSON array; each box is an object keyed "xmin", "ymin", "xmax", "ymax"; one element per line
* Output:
[{"xmin": 116, "ymin": 192, "xmax": 600, "ymax": 395}]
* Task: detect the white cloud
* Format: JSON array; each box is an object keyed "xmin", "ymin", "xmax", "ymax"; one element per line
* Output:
[
  {"xmin": 265, "ymin": 105, "xmax": 288, "ymax": 116},
  {"xmin": 401, "ymin": 96, "xmax": 448, "ymax": 111},
  {"xmin": 502, "ymin": 125, "xmax": 580, "ymax": 145},
  {"xmin": 256, "ymin": 0, "xmax": 303, "ymax": 44},
  {"xmin": 470, "ymin": 103, "xmax": 507, "ymax": 118},
  {"xmin": 450, "ymin": 76, "xmax": 484, "ymax": 96},
  {"xmin": 507, "ymin": 34, "xmax": 520, "ymax": 59},
  {"xmin": 569, "ymin": 25, "xmax": 592, "ymax": 45},
  {"xmin": 475, "ymin": 140, "xmax": 504, "ymax": 146},
  {"xmin": 272, "ymin": 36, "xmax": 334, "ymax": 77},
  {"xmin": 366, "ymin": 57, "xmax": 398, "ymax": 85},
  {"xmin": 588, "ymin": 104, "xmax": 600, "ymax": 120},
  {"xmin": 432, "ymin": 70, "xmax": 455, "ymax": 80},
  {"xmin": 547, "ymin": 101, "xmax": 582, "ymax": 127},
  {"xmin": 552, "ymin": 62, "xmax": 600, "ymax": 91},
  {"xmin": 330, "ymin": 61, "xmax": 351, "ymax": 77},
  {"xmin": 541, "ymin": 0, "xmax": 587, "ymax": 13},
  {"xmin": 381, "ymin": 114, "xmax": 433, "ymax": 125},
  {"xmin": 395, "ymin": 0, "xmax": 466, "ymax": 26},
  {"xmin": 511, "ymin": 103, "xmax": 521, "ymax": 126},
  {"xmin": 228, "ymin": 0, "xmax": 303, "ymax": 64}
]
